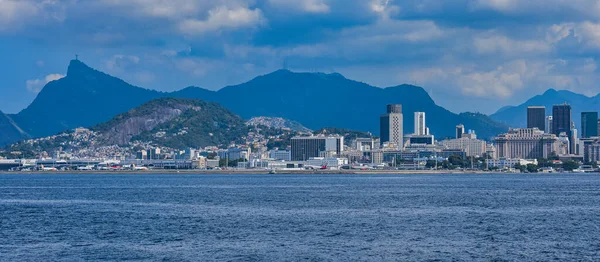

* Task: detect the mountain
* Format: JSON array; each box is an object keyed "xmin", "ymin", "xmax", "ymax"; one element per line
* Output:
[
  {"xmin": 0, "ymin": 111, "xmax": 28, "ymax": 146},
  {"xmin": 6, "ymin": 60, "xmax": 508, "ymax": 143},
  {"xmin": 179, "ymin": 69, "xmax": 508, "ymax": 139},
  {"xmin": 12, "ymin": 60, "xmax": 165, "ymax": 138},
  {"xmin": 247, "ymin": 116, "xmax": 312, "ymax": 132},
  {"xmin": 490, "ymin": 89, "xmax": 600, "ymax": 129},
  {"xmin": 93, "ymin": 98, "xmax": 248, "ymax": 148}
]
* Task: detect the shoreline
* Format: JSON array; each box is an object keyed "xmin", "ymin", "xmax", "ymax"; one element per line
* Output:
[{"xmin": 0, "ymin": 170, "xmax": 584, "ymax": 175}]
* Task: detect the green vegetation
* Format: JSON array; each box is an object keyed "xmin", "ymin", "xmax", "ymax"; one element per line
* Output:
[
  {"xmin": 562, "ymin": 160, "xmax": 579, "ymax": 171},
  {"xmin": 96, "ymin": 98, "xmax": 250, "ymax": 148}
]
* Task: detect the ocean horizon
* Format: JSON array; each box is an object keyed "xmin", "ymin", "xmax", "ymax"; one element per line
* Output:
[{"xmin": 1, "ymin": 173, "xmax": 599, "ymax": 261}]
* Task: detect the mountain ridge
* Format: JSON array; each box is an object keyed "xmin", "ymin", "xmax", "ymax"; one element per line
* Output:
[
  {"xmin": 4, "ymin": 60, "xmax": 509, "ymax": 145},
  {"xmin": 490, "ymin": 88, "xmax": 600, "ymax": 129}
]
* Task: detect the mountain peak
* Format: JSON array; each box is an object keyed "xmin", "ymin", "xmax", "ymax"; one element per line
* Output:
[
  {"xmin": 67, "ymin": 59, "xmax": 94, "ymax": 77},
  {"xmin": 542, "ymin": 88, "xmax": 558, "ymax": 96}
]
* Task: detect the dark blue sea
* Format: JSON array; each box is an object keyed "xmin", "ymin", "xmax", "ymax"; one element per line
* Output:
[{"xmin": 1, "ymin": 173, "xmax": 599, "ymax": 261}]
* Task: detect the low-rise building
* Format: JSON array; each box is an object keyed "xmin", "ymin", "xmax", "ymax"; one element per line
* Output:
[
  {"xmin": 441, "ymin": 136, "xmax": 487, "ymax": 157},
  {"xmin": 486, "ymin": 159, "xmax": 538, "ymax": 169}
]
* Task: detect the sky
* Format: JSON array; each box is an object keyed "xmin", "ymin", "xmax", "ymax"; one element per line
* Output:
[{"xmin": 2, "ymin": 0, "xmax": 600, "ymax": 114}]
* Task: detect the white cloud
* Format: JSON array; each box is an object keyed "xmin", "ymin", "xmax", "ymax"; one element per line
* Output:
[
  {"xmin": 0, "ymin": 0, "xmax": 38, "ymax": 30},
  {"xmin": 26, "ymin": 74, "xmax": 65, "ymax": 94},
  {"xmin": 473, "ymin": 34, "xmax": 551, "ymax": 55},
  {"xmin": 179, "ymin": 6, "xmax": 265, "ymax": 35},
  {"xmin": 269, "ymin": 0, "xmax": 330, "ymax": 13},
  {"xmin": 101, "ymin": 0, "xmax": 202, "ymax": 19},
  {"xmin": 105, "ymin": 55, "xmax": 140, "ymax": 72}
]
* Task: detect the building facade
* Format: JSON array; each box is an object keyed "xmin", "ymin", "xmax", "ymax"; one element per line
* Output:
[
  {"xmin": 527, "ymin": 106, "xmax": 546, "ymax": 131},
  {"xmin": 441, "ymin": 137, "xmax": 487, "ymax": 157},
  {"xmin": 581, "ymin": 112, "xmax": 598, "ymax": 138},
  {"xmin": 552, "ymin": 103, "xmax": 572, "ymax": 138},
  {"xmin": 380, "ymin": 104, "xmax": 403, "ymax": 149},
  {"xmin": 545, "ymin": 116, "xmax": 553, "ymax": 134},
  {"xmin": 291, "ymin": 136, "xmax": 344, "ymax": 161},
  {"xmin": 494, "ymin": 128, "xmax": 560, "ymax": 159},
  {"xmin": 456, "ymin": 124, "xmax": 465, "ymax": 139},
  {"xmin": 414, "ymin": 112, "xmax": 426, "ymax": 135},
  {"xmin": 583, "ymin": 138, "xmax": 600, "ymax": 163},
  {"xmin": 269, "ymin": 150, "xmax": 291, "ymax": 161}
]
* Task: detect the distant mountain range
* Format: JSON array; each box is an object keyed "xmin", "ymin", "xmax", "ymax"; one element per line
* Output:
[
  {"xmin": 2, "ymin": 59, "xmax": 509, "ymax": 145},
  {"xmin": 490, "ymin": 89, "xmax": 600, "ymax": 129}
]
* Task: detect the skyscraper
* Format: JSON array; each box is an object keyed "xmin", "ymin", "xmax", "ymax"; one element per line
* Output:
[
  {"xmin": 552, "ymin": 103, "xmax": 572, "ymax": 152},
  {"xmin": 527, "ymin": 106, "xmax": 546, "ymax": 131},
  {"xmin": 414, "ymin": 112, "xmax": 426, "ymax": 135},
  {"xmin": 380, "ymin": 104, "xmax": 403, "ymax": 149},
  {"xmin": 546, "ymin": 116, "xmax": 553, "ymax": 134},
  {"xmin": 456, "ymin": 124, "xmax": 465, "ymax": 139},
  {"xmin": 581, "ymin": 112, "xmax": 598, "ymax": 138}
]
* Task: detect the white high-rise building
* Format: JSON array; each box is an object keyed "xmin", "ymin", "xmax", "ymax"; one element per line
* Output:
[
  {"xmin": 380, "ymin": 104, "xmax": 403, "ymax": 149},
  {"xmin": 414, "ymin": 112, "xmax": 426, "ymax": 135}
]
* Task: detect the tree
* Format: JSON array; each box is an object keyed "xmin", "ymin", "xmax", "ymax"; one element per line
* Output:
[
  {"xmin": 526, "ymin": 164, "xmax": 538, "ymax": 173},
  {"xmin": 513, "ymin": 163, "xmax": 526, "ymax": 173},
  {"xmin": 562, "ymin": 160, "xmax": 579, "ymax": 171},
  {"xmin": 537, "ymin": 158, "xmax": 552, "ymax": 168},
  {"xmin": 425, "ymin": 160, "xmax": 437, "ymax": 169}
]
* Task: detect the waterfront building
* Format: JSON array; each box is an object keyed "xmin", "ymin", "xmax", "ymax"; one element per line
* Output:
[
  {"xmin": 380, "ymin": 104, "xmax": 403, "ymax": 149},
  {"xmin": 456, "ymin": 124, "xmax": 465, "ymax": 139},
  {"xmin": 306, "ymin": 157, "xmax": 349, "ymax": 168},
  {"xmin": 494, "ymin": 128, "xmax": 560, "ymax": 159},
  {"xmin": 269, "ymin": 150, "xmax": 291, "ymax": 161},
  {"xmin": 441, "ymin": 135, "xmax": 487, "ymax": 157},
  {"xmin": 414, "ymin": 112, "xmax": 426, "ymax": 135},
  {"xmin": 136, "ymin": 150, "xmax": 147, "ymax": 160},
  {"xmin": 583, "ymin": 138, "xmax": 600, "ymax": 163},
  {"xmin": 291, "ymin": 136, "xmax": 344, "ymax": 161},
  {"xmin": 354, "ymin": 138, "xmax": 378, "ymax": 151},
  {"xmin": 581, "ymin": 112, "xmax": 598, "ymax": 138},
  {"xmin": 228, "ymin": 147, "xmax": 251, "ymax": 161},
  {"xmin": 147, "ymin": 148, "xmax": 161, "ymax": 160},
  {"xmin": 527, "ymin": 106, "xmax": 546, "ymax": 131},
  {"xmin": 485, "ymin": 159, "xmax": 538, "ymax": 169}
]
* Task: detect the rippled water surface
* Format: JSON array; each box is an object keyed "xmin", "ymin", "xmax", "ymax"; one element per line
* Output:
[{"xmin": 1, "ymin": 173, "xmax": 599, "ymax": 261}]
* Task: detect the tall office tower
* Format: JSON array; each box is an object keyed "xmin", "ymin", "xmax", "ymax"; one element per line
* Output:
[
  {"xmin": 456, "ymin": 124, "xmax": 465, "ymax": 139},
  {"xmin": 597, "ymin": 119, "xmax": 600, "ymax": 138},
  {"xmin": 380, "ymin": 104, "xmax": 403, "ymax": 149},
  {"xmin": 527, "ymin": 106, "xmax": 546, "ymax": 131},
  {"xmin": 552, "ymin": 103, "xmax": 572, "ymax": 153},
  {"xmin": 546, "ymin": 116, "xmax": 553, "ymax": 134},
  {"xmin": 572, "ymin": 128, "xmax": 579, "ymax": 155},
  {"xmin": 414, "ymin": 112, "xmax": 426, "ymax": 135},
  {"xmin": 581, "ymin": 112, "xmax": 599, "ymax": 138}
]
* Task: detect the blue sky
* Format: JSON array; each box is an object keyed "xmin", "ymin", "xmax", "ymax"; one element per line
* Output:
[{"xmin": 2, "ymin": 0, "xmax": 600, "ymax": 114}]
